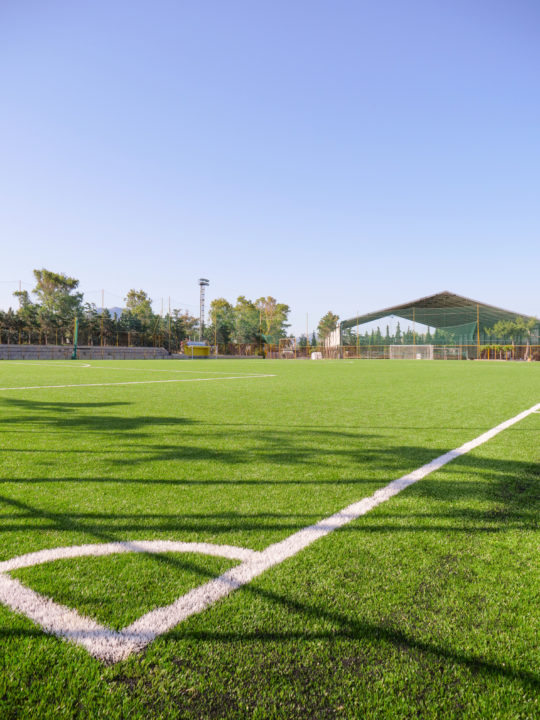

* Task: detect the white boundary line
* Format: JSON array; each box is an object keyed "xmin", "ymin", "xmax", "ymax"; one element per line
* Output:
[
  {"xmin": 0, "ymin": 375, "xmax": 276, "ymax": 392},
  {"xmin": 0, "ymin": 362, "xmax": 270, "ymax": 377},
  {"xmin": 0, "ymin": 401, "xmax": 538, "ymax": 663},
  {"xmin": 0, "ymin": 362, "xmax": 93, "ymax": 368}
]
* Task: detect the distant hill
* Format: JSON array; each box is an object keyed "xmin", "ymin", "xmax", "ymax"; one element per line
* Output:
[{"xmin": 97, "ymin": 306, "xmax": 124, "ymax": 319}]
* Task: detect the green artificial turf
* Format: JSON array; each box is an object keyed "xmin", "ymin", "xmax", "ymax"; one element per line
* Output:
[
  {"xmin": 0, "ymin": 358, "xmax": 538, "ymax": 719},
  {"xmin": 12, "ymin": 553, "xmax": 238, "ymax": 631}
]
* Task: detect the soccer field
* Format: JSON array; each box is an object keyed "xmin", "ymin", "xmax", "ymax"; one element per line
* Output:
[{"xmin": 0, "ymin": 359, "xmax": 539, "ymax": 719}]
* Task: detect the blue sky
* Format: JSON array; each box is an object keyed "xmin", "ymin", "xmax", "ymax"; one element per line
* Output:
[{"xmin": 1, "ymin": 0, "xmax": 539, "ymax": 334}]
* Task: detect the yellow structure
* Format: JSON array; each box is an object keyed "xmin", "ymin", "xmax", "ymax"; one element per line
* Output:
[{"xmin": 185, "ymin": 341, "xmax": 210, "ymax": 358}]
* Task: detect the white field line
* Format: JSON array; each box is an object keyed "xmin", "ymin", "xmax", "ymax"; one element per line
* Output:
[
  {"xmin": 0, "ymin": 401, "xmax": 538, "ymax": 663},
  {"xmin": 1, "ymin": 362, "xmax": 92, "ymax": 368},
  {"xmin": 0, "ymin": 375, "xmax": 276, "ymax": 392},
  {"xmin": 0, "ymin": 361, "xmax": 269, "ymax": 377},
  {"xmin": 81, "ymin": 364, "xmax": 269, "ymax": 376}
]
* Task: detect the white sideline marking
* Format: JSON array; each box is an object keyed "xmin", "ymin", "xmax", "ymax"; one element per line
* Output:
[
  {"xmin": 79, "ymin": 364, "xmax": 270, "ymax": 376},
  {"xmin": 1, "ymin": 362, "xmax": 269, "ymax": 377},
  {"xmin": 0, "ymin": 375, "xmax": 275, "ymax": 391},
  {"xmin": 0, "ymin": 401, "xmax": 538, "ymax": 663},
  {"xmin": 1, "ymin": 362, "xmax": 93, "ymax": 368}
]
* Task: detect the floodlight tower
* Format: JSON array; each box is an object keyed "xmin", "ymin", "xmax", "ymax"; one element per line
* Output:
[{"xmin": 199, "ymin": 278, "xmax": 209, "ymax": 341}]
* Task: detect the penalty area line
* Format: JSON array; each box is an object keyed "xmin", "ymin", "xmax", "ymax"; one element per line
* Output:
[{"xmin": 0, "ymin": 374, "xmax": 276, "ymax": 392}]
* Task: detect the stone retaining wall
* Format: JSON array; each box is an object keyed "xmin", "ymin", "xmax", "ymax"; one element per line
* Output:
[{"xmin": 0, "ymin": 345, "xmax": 170, "ymax": 360}]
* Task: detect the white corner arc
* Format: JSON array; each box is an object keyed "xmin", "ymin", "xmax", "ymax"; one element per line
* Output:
[{"xmin": 0, "ymin": 402, "xmax": 538, "ymax": 663}]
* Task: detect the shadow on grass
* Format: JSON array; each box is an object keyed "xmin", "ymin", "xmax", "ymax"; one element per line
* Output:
[
  {"xmin": 162, "ymin": 580, "xmax": 540, "ymax": 690},
  {"xmin": 1, "ymin": 397, "xmax": 195, "ymax": 434},
  {"xmin": 0, "ymin": 496, "xmax": 243, "ymax": 589},
  {"xmin": 0, "ymin": 398, "xmax": 538, "ymax": 691},
  {"xmin": 2, "ymin": 397, "xmax": 534, "ymax": 473}
]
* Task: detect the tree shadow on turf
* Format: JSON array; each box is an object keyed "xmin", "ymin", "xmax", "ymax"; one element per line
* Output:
[
  {"xmin": 162, "ymin": 581, "xmax": 540, "ymax": 691},
  {"xmin": 0, "ymin": 451, "xmax": 538, "ymax": 694},
  {"xmin": 0, "ymin": 397, "xmax": 196, "ymax": 434}
]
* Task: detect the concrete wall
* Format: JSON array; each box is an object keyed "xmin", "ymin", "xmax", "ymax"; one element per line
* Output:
[{"xmin": 0, "ymin": 345, "xmax": 170, "ymax": 360}]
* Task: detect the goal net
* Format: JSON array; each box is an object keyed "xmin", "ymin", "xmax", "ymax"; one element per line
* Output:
[{"xmin": 389, "ymin": 344, "xmax": 434, "ymax": 360}]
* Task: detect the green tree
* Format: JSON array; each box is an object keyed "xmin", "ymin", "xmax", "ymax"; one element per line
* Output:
[
  {"xmin": 233, "ymin": 296, "xmax": 260, "ymax": 344},
  {"xmin": 32, "ymin": 269, "xmax": 83, "ymax": 343},
  {"xmin": 125, "ymin": 289, "xmax": 153, "ymax": 318},
  {"xmin": 13, "ymin": 290, "xmax": 33, "ymax": 309},
  {"xmin": 82, "ymin": 303, "xmax": 101, "ymax": 345},
  {"xmin": 493, "ymin": 316, "xmax": 538, "ymax": 352},
  {"xmin": 208, "ymin": 298, "xmax": 235, "ymax": 344},
  {"xmin": 255, "ymin": 296, "xmax": 290, "ymax": 343},
  {"xmin": 13, "ymin": 290, "xmax": 39, "ymax": 343},
  {"xmin": 341, "ymin": 328, "xmax": 356, "ymax": 345},
  {"xmin": 514, "ymin": 316, "xmax": 538, "ymax": 346},
  {"xmin": 317, "ymin": 311, "xmax": 339, "ymax": 342},
  {"xmin": 33, "ymin": 269, "xmax": 82, "ymax": 315}
]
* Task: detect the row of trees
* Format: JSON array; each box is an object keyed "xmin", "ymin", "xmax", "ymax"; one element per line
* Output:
[
  {"xmin": 2, "ymin": 272, "xmax": 536, "ymax": 351},
  {"xmin": 312, "ymin": 311, "xmax": 456, "ymax": 346},
  {"xmin": 0, "ymin": 269, "xmax": 292, "ymax": 350},
  {"xmin": 312, "ymin": 310, "xmax": 538, "ymax": 347},
  {"xmin": 206, "ymin": 296, "xmax": 290, "ymax": 345},
  {"xmin": 1, "ymin": 271, "xmax": 198, "ymax": 350},
  {"xmin": 484, "ymin": 317, "xmax": 538, "ymax": 347}
]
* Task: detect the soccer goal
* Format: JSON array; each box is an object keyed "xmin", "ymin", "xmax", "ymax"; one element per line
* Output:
[{"xmin": 389, "ymin": 344, "xmax": 434, "ymax": 360}]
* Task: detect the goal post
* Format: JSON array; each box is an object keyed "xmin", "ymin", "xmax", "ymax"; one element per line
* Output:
[{"xmin": 389, "ymin": 344, "xmax": 434, "ymax": 360}]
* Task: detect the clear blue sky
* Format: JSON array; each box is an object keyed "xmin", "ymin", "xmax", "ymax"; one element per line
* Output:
[{"xmin": 1, "ymin": 0, "xmax": 539, "ymax": 334}]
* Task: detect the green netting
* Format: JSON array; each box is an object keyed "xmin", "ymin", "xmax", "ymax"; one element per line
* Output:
[
  {"xmin": 434, "ymin": 320, "xmax": 477, "ymax": 344},
  {"xmin": 341, "ymin": 292, "xmax": 539, "ymax": 344}
]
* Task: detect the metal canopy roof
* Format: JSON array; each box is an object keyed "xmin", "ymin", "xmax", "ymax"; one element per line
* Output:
[{"xmin": 340, "ymin": 292, "xmax": 538, "ymax": 330}]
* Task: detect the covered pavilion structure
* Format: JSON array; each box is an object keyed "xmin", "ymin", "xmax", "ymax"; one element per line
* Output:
[{"xmin": 339, "ymin": 291, "xmax": 539, "ymax": 358}]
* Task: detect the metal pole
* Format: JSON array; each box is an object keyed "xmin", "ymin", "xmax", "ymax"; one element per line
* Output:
[
  {"xmin": 168, "ymin": 297, "xmax": 171, "ymax": 351},
  {"xmin": 101, "ymin": 289, "xmax": 104, "ymax": 348},
  {"xmin": 199, "ymin": 278, "xmax": 209, "ymax": 341},
  {"xmin": 71, "ymin": 317, "xmax": 78, "ymax": 360},
  {"xmin": 477, "ymin": 304, "xmax": 480, "ymax": 359}
]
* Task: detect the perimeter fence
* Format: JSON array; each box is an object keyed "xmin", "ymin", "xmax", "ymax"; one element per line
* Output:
[
  {"xmin": 0, "ymin": 327, "xmax": 185, "ymax": 351},
  {"xmin": 1, "ymin": 339, "xmax": 539, "ymax": 361},
  {"xmin": 261, "ymin": 343, "xmax": 540, "ymax": 361}
]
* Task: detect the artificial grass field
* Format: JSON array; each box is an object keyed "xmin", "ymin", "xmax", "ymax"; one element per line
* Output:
[{"xmin": 0, "ymin": 358, "xmax": 538, "ymax": 719}]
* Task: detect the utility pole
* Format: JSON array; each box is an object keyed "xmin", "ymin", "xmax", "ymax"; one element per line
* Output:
[
  {"xmin": 199, "ymin": 278, "xmax": 209, "ymax": 341},
  {"xmin": 168, "ymin": 297, "xmax": 171, "ymax": 351},
  {"xmin": 101, "ymin": 289, "xmax": 104, "ymax": 347}
]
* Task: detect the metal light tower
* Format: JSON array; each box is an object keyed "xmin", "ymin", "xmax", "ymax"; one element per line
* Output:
[{"xmin": 199, "ymin": 278, "xmax": 209, "ymax": 341}]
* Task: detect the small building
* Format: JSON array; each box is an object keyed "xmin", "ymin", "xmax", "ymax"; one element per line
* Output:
[{"xmin": 184, "ymin": 341, "xmax": 210, "ymax": 358}]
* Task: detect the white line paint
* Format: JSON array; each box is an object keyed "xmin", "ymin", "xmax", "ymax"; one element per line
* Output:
[
  {"xmin": 80, "ymin": 364, "xmax": 270, "ymax": 376},
  {"xmin": 0, "ymin": 541, "xmax": 257, "ymax": 573},
  {"xmin": 1, "ymin": 362, "xmax": 93, "ymax": 368},
  {"xmin": 0, "ymin": 541, "xmax": 258, "ymax": 663},
  {"xmin": 0, "ymin": 401, "xmax": 538, "ymax": 663},
  {"xmin": 1, "ymin": 362, "xmax": 268, "ymax": 377},
  {"xmin": 0, "ymin": 374, "xmax": 276, "ymax": 392}
]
